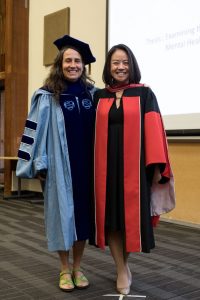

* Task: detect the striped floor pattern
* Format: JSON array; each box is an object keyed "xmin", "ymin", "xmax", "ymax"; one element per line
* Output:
[{"xmin": 0, "ymin": 197, "xmax": 200, "ymax": 300}]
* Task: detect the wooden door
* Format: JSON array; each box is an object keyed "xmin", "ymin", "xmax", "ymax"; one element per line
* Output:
[{"xmin": 1, "ymin": 0, "xmax": 29, "ymax": 196}]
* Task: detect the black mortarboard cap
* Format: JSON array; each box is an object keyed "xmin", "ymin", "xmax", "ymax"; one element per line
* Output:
[{"xmin": 53, "ymin": 35, "xmax": 96, "ymax": 65}]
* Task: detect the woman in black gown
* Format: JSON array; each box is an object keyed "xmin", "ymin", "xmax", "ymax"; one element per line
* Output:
[{"xmin": 94, "ymin": 44, "xmax": 175, "ymax": 295}]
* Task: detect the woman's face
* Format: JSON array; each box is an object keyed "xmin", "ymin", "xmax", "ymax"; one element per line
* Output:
[
  {"xmin": 110, "ymin": 49, "xmax": 129, "ymax": 84},
  {"xmin": 62, "ymin": 48, "xmax": 84, "ymax": 82}
]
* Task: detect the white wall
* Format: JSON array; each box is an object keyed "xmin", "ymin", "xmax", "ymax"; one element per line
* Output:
[
  {"xmin": 13, "ymin": 0, "xmax": 107, "ymax": 192},
  {"xmin": 28, "ymin": 0, "xmax": 107, "ymax": 103}
]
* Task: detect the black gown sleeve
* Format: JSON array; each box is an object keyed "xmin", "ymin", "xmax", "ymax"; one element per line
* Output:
[{"xmin": 93, "ymin": 89, "xmax": 102, "ymax": 109}]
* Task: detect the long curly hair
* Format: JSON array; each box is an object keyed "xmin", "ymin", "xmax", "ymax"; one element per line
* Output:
[{"xmin": 44, "ymin": 46, "xmax": 95, "ymax": 100}]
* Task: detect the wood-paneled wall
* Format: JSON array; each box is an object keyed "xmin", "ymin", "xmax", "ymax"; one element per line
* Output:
[
  {"xmin": 2, "ymin": 0, "xmax": 29, "ymax": 195},
  {"xmin": 163, "ymin": 141, "xmax": 200, "ymax": 225}
]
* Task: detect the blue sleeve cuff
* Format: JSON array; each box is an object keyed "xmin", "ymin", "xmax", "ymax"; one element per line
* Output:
[{"xmin": 33, "ymin": 156, "xmax": 48, "ymax": 172}]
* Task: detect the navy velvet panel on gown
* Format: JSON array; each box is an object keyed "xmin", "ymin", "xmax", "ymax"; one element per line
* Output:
[{"xmin": 59, "ymin": 80, "xmax": 95, "ymax": 240}]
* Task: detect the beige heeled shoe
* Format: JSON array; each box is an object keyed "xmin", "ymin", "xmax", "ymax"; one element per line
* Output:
[
  {"xmin": 116, "ymin": 268, "xmax": 131, "ymax": 295},
  {"xmin": 116, "ymin": 285, "xmax": 130, "ymax": 295}
]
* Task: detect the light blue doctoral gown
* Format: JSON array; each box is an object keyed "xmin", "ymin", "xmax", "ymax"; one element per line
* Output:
[{"xmin": 16, "ymin": 88, "xmax": 95, "ymax": 251}]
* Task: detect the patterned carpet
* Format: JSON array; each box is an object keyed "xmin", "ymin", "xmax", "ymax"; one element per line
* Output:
[{"xmin": 0, "ymin": 197, "xmax": 200, "ymax": 300}]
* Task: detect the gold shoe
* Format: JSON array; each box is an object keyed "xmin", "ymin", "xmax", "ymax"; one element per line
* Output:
[
  {"xmin": 59, "ymin": 270, "xmax": 74, "ymax": 292},
  {"xmin": 72, "ymin": 268, "xmax": 89, "ymax": 289}
]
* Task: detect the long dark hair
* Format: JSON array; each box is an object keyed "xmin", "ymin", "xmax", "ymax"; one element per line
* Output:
[
  {"xmin": 44, "ymin": 46, "xmax": 94, "ymax": 100},
  {"xmin": 103, "ymin": 44, "xmax": 141, "ymax": 86}
]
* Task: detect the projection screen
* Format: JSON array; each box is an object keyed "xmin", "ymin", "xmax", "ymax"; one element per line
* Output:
[{"xmin": 108, "ymin": 0, "xmax": 200, "ymax": 134}]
